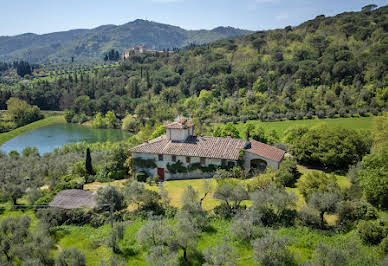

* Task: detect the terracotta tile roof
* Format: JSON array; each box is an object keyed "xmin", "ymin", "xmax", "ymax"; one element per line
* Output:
[
  {"xmin": 129, "ymin": 135, "xmax": 246, "ymax": 160},
  {"xmin": 245, "ymin": 140, "xmax": 285, "ymax": 162},
  {"xmin": 49, "ymin": 189, "xmax": 97, "ymax": 209}
]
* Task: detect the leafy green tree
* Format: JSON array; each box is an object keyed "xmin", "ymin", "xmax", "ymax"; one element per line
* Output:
[
  {"xmin": 213, "ymin": 122, "xmax": 240, "ymax": 138},
  {"xmin": 249, "ymin": 186, "xmax": 297, "ymax": 226},
  {"xmin": 64, "ymin": 109, "xmax": 75, "ymax": 123},
  {"xmin": 308, "ymin": 191, "xmax": 342, "ymax": 229},
  {"xmin": 297, "ymin": 171, "xmax": 338, "ymax": 200},
  {"xmin": 56, "ymin": 248, "xmax": 86, "ymax": 266},
  {"xmin": 213, "ymin": 182, "xmax": 248, "ymax": 216},
  {"xmin": 357, "ymin": 220, "xmax": 387, "ymax": 245},
  {"xmin": 358, "ymin": 114, "xmax": 388, "ymax": 209},
  {"xmin": 22, "ymin": 146, "xmax": 39, "ymax": 158},
  {"xmin": 274, "ymin": 158, "xmax": 301, "ymax": 187},
  {"xmin": 290, "ymin": 125, "xmax": 371, "ymax": 170},
  {"xmin": 125, "ymin": 181, "xmax": 162, "ymax": 212},
  {"xmin": 105, "ymin": 111, "xmax": 119, "ymax": 128},
  {"xmin": 6, "ymin": 98, "xmax": 43, "ymax": 126},
  {"xmin": 203, "ymin": 239, "xmax": 238, "ymax": 266},
  {"xmin": 252, "ymin": 232, "xmax": 295, "ymax": 266},
  {"xmin": 252, "ymin": 76, "xmax": 267, "ymax": 92},
  {"xmin": 121, "ymin": 115, "xmax": 139, "ymax": 132},
  {"xmin": 169, "ymin": 215, "xmax": 199, "ymax": 262},
  {"xmin": 179, "ymin": 185, "xmax": 208, "ymax": 230},
  {"xmin": 358, "ymin": 149, "xmax": 388, "ymax": 209},
  {"xmin": 92, "ymin": 113, "xmax": 106, "ymax": 128},
  {"xmin": 96, "ymin": 185, "xmax": 126, "ymax": 211}
]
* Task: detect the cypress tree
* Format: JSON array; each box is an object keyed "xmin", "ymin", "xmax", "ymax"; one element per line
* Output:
[{"xmin": 85, "ymin": 148, "xmax": 94, "ymax": 176}]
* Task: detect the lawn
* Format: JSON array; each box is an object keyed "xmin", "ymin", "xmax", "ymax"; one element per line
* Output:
[
  {"xmin": 226, "ymin": 116, "xmax": 376, "ymax": 138},
  {"xmin": 84, "ymin": 167, "xmax": 351, "ymax": 213},
  {"xmin": 0, "ymin": 115, "xmax": 65, "ymax": 145}
]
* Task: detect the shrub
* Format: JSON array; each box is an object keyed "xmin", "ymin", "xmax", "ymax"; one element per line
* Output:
[
  {"xmin": 56, "ymin": 248, "xmax": 86, "ymax": 266},
  {"xmin": 136, "ymin": 172, "xmax": 148, "ymax": 182},
  {"xmin": 252, "ymin": 232, "xmax": 295, "ymax": 266},
  {"xmin": 230, "ymin": 213, "xmax": 262, "ymax": 242},
  {"xmin": 357, "ymin": 220, "xmax": 387, "ymax": 245},
  {"xmin": 381, "ymin": 237, "xmax": 388, "ymax": 255},
  {"xmin": 311, "ymin": 243, "xmax": 347, "ymax": 266},
  {"xmin": 274, "ymin": 158, "xmax": 301, "ymax": 187},
  {"xmin": 297, "ymin": 207, "xmax": 321, "ymax": 229}
]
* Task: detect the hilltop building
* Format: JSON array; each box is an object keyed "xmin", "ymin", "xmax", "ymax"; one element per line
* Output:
[
  {"xmin": 122, "ymin": 45, "xmax": 174, "ymax": 59},
  {"xmin": 129, "ymin": 119, "xmax": 285, "ymax": 181}
]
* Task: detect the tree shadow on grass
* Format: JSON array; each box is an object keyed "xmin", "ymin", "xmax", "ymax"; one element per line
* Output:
[
  {"xmin": 52, "ymin": 227, "xmax": 71, "ymax": 242},
  {"xmin": 202, "ymin": 225, "xmax": 217, "ymax": 234},
  {"xmin": 116, "ymin": 246, "xmax": 139, "ymax": 258}
]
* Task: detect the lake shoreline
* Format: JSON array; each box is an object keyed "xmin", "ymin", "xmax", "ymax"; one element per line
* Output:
[{"xmin": 0, "ymin": 116, "xmax": 66, "ymax": 146}]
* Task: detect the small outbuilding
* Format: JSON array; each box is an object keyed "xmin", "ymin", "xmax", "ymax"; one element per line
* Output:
[{"xmin": 49, "ymin": 189, "xmax": 97, "ymax": 209}]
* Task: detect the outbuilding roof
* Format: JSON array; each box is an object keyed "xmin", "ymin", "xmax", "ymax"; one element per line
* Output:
[
  {"xmin": 245, "ymin": 140, "xmax": 286, "ymax": 163},
  {"xmin": 49, "ymin": 189, "xmax": 97, "ymax": 209},
  {"xmin": 129, "ymin": 135, "xmax": 285, "ymax": 162}
]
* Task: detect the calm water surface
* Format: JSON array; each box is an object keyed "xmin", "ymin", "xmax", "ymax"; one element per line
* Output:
[{"xmin": 0, "ymin": 123, "xmax": 131, "ymax": 154}]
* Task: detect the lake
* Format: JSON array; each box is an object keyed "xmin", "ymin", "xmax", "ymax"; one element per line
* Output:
[{"xmin": 0, "ymin": 123, "xmax": 131, "ymax": 154}]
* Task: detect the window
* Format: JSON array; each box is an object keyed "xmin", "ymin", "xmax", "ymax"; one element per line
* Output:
[
  {"xmin": 221, "ymin": 159, "xmax": 227, "ymax": 167},
  {"xmin": 186, "ymin": 156, "xmax": 191, "ymax": 163},
  {"xmin": 158, "ymin": 154, "xmax": 163, "ymax": 161},
  {"xmin": 172, "ymin": 155, "xmax": 176, "ymax": 162},
  {"xmin": 200, "ymin": 157, "xmax": 206, "ymax": 165}
]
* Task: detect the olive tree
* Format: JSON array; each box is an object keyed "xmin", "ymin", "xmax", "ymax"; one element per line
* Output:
[
  {"xmin": 56, "ymin": 248, "xmax": 86, "ymax": 266},
  {"xmin": 96, "ymin": 185, "xmax": 126, "ymax": 211},
  {"xmin": 307, "ymin": 191, "xmax": 342, "ymax": 229},
  {"xmin": 252, "ymin": 232, "xmax": 295, "ymax": 266},
  {"xmin": 213, "ymin": 182, "xmax": 248, "ymax": 217},
  {"xmin": 203, "ymin": 239, "xmax": 238, "ymax": 266}
]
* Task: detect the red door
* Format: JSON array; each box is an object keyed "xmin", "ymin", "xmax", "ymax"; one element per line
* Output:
[{"xmin": 157, "ymin": 168, "xmax": 165, "ymax": 181}]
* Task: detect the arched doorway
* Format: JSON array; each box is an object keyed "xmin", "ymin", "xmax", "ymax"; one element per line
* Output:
[{"xmin": 250, "ymin": 159, "xmax": 268, "ymax": 173}]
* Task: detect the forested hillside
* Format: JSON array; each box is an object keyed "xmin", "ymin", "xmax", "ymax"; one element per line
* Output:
[
  {"xmin": 0, "ymin": 20, "xmax": 251, "ymax": 63},
  {"xmin": 0, "ymin": 6, "xmax": 387, "ymax": 125}
]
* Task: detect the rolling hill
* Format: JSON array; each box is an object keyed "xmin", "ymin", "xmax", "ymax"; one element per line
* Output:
[{"xmin": 0, "ymin": 20, "xmax": 252, "ymax": 64}]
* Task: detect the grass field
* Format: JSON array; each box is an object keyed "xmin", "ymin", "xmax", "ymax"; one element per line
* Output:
[
  {"xmin": 0, "ymin": 115, "xmax": 65, "ymax": 145},
  {"xmin": 224, "ymin": 116, "xmax": 376, "ymax": 138}
]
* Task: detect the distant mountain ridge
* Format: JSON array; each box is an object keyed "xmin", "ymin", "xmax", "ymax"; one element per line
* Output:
[{"xmin": 0, "ymin": 20, "xmax": 252, "ymax": 63}]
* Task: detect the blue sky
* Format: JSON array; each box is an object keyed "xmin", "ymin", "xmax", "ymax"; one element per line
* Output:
[{"xmin": 0, "ymin": 0, "xmax": 386, "ymax": 36}]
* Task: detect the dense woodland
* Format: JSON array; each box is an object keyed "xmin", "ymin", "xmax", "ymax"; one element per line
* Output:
[{"xmin": 0, "ymin": 6, "xmax": 387, "ymax": 126}]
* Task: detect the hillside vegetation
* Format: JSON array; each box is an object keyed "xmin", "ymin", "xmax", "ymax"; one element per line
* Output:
[
  {"xmin": 0, "ymin": 20, "xmax": 251, "ymax": 63},
  {"xmin": 0, "ymin": 6, "xmax": 386, "ymax": 128}
]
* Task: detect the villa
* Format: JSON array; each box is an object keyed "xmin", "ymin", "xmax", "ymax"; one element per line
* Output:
[{"xmin": 129, "ymin": 119, "xmax": 285, "ymax": 180}]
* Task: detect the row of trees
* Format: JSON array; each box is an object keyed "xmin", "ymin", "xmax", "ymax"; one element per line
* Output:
[{"xmin": 103, "ymin": 49, "xmax": 120, "ymax": 62}]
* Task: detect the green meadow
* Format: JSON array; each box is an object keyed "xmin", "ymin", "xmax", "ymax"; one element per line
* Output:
[{"xmin": 228, "ymin": 116, "xmax": 376, "ymax": 138}]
